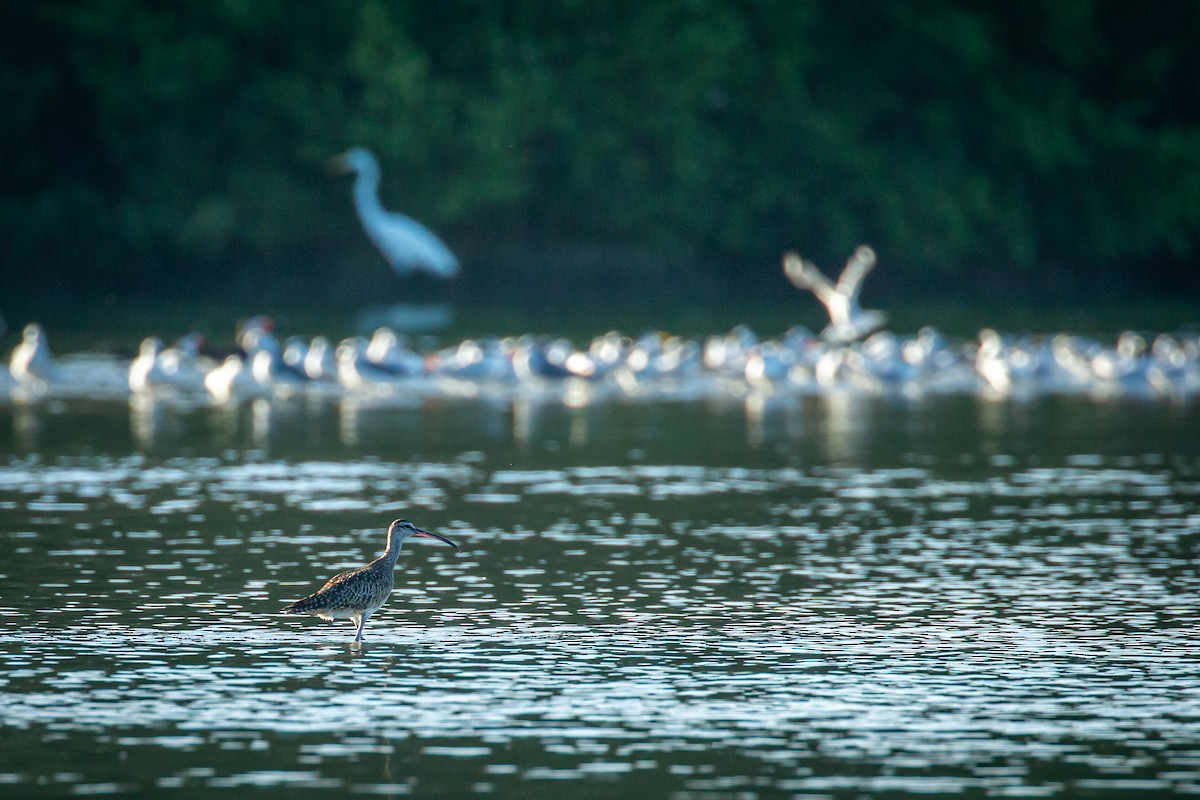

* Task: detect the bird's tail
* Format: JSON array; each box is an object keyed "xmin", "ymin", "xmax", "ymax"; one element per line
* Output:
[{"xmin": 281, "ymin": 594, "xmax": 321, "ymax": 614}]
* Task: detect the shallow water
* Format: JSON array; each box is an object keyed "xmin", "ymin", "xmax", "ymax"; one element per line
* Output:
[{"xmin": 1, "ymin": 394, "xmax": 1199, "ymax": 798}]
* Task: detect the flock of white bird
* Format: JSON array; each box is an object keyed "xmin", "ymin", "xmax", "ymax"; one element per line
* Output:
[
  {"xmin": 5, "ymin": 304, "xmax": 1199, "ymax": 407},
  {"xmin": 4, "ymin": 147, "xmax": 1197, "ymax": 404}
]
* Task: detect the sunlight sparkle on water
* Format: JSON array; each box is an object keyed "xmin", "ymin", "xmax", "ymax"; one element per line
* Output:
[{"xmin": 0, "ymin": 394, "xmax": 1198, "ymax": 797}]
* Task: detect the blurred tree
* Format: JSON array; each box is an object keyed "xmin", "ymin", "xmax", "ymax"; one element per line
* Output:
[{"xmin": 0, "ymin": 0, "xmax": 1196, "ymax": 312}]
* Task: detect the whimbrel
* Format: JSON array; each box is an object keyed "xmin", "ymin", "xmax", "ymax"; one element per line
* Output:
[{"xmin": 282, "ymin": 519, "xmax": 459, "ymax": 641}]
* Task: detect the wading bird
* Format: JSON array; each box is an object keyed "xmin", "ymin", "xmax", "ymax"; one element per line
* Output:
[
  {"xmin": 9, "ymin": 323, "xmax": 57, "ymax": 386},
  {"xmin": 332, "ymin": 147, "xmax": 460, "ymax": 279},
  {"xmin": 783, "ymin": 246, "xmax": 887, "ymax": 344},
  {"xmin": 282, "ymin": 519, "xmax": 459, "ymax": 642}
]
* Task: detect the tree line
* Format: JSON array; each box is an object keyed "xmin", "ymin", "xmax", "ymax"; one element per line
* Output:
[{"xmin": 3, "ymin": 0, "xmax": 1198, "ymax": 312}]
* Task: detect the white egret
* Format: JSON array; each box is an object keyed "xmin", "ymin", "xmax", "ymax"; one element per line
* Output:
[{"xmin": 332, "ymin": 147, "xmax": 460, "ymax": 279}]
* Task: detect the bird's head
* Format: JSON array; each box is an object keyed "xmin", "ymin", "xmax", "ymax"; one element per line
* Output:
[
  {"xmin": 329, "ymin": 147, "xmax": 378, "ymax": 176},
  {"xmin": 387, "ymin": 519, "xmax": 459, "ymax": 551},
  {"xmin": 177, "ymin": 332, "xmax": 206, "ymax": 357},
  {"xmin": 238, "ymin": 315, "xmax": 275, "ymax": 336}
]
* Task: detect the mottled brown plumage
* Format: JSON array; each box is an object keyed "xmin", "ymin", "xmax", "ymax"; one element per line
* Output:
[{"xmin": 282, "ymin": 519, "xmax": 459, "ymax": 641}]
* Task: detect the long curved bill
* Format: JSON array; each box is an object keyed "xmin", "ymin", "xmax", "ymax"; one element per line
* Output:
[{"xmin": 413, "ymin": 528, "xmax": 460, "ymax": 551}]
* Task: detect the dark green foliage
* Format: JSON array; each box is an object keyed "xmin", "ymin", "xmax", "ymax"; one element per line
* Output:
[{"xmin": 2, "ymin": 0, "xmax": 1197, "ymax": 311}]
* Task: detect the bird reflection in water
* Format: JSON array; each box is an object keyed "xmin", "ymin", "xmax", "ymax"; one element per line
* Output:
[
  {"xmin": 251, "ymin": 398, "xmax": 274, "ymax": 446},
  {"xmin": 130, "ymin": 392, "xmax": 168, "ymax": 449},
  {"xmin": 819, "ymin": 391, "xmax": 872, "ymax": 463},
  {"xmin": 975, "ymin": 392, "xmax": 1036, "ymax": 455},
  {"xmin": 743, "ymin": 393, "xmax": 805, "ymax": 451},
  {"xmin": 569, "ymin": 406, "xmax": 590, "ymax": 447},
  {"xmin": 201, "ymin": 396, "xmax": 283, "ymax": 451},
  {"xmin": 12, "ymin": 402, "xmax": 43, "ymax": 451},
  {"xmin": 511, "ymin": 397, "xmax": 535, "ymax": 444},
  {"xmin": 739, "ymin": 393, "xmax": 768, "ymax": 450},
  {"xmin": 744, "ymin": 393, "xmax": 768, "ymax": 449},
  {"xmin": 338, "ymin": 394, "xmax": 429, "ymax": 448},
  {"xmin": 339, "ymin": 395, "xmax": 364, "ymax": 447}
]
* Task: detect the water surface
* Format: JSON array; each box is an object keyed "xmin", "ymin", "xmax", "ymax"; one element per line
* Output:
[{"xmin": 1, "ymin": 395, "xmax": 1198, "ymax": 798}]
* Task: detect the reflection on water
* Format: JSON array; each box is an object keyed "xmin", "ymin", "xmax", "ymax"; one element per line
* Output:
[
  {"xmin": 0, "ymin": 395, "xmax": 1198, "ymax": 797},
  {"xmin": 818, "ymin": 391, "xmax": 873, "ymax": 463}
]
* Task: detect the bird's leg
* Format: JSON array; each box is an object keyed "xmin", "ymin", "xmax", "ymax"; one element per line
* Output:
[
  {"xmin": 357, "ymin": 609, "xmax": 374, "ymax": 642},
  {"xmin": 352, "ymin": 613, "xmax": 366, "ymax": 642}
]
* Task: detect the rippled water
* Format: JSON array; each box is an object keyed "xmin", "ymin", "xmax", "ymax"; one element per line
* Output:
[{"xmin": 1, "ymin": 395, "xmax": 1198, "ymax": 798}]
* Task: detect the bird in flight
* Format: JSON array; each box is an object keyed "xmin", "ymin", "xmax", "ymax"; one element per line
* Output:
[{"xmin": 783, "ymin": 245, "xmax": 887, "ymax": 343}]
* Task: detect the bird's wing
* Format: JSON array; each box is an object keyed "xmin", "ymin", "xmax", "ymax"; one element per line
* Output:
[
  {"xmin": 316, "ymin": 567, "xmax": 364, "ymax": 593},
  {"xmin": 281, "ymin": 568, "xmax": 365, "ymax": 613},
  {"xmin": 834, "ymin": 246, "xmax": 877, "ymax": 300},
  {"xmin": 783, "ymin": 253, "xmax": 837, "ymax": 304}
]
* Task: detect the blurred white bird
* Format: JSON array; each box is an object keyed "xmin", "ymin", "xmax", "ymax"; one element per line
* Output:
[
  {"xmin": 237, "ymin": 315, "xmax": 281, "ymax": 362},
  {"xmin": 332, "ymin": 147, "xmax": 460, "ymax": 279},
  {"xmin": 246, "ymin": 335, "xmax": 315, "ymax": 389},
  {"xmin": 128, "ymin": 337, "xmax": 168, "ymax": 392},
  {"xmin": 783, "ymin": 246, "xmax": 887, "ymax": 343},
  {"xmin": 303, "ymin": 336, "xmax": 338, "ymax": 381},
  {"xmin": 157, "ymin": 332, "xmax": 211, "ymax": 390},
  {"xmin": 365, "ymin": 327, "xmax": 425, "ymax": 375},
  {"xmin": 9, "ymin": 323, "xmax": 58, "ymax": 386},
  {"xmin": 428, "ymin": 337, "xmax": 516, "ymax": 382},
  {"xmin": 205, "ymin": 355, "xmax": 259, "ymax": 401},
  {"xmin": 336, "ymin": 336, "xmax": 421, "ymax": 390}
]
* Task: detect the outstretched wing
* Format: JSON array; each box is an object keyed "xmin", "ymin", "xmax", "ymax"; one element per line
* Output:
[
  {"xmin": 834, "ymin": 246, "xmax": 876, "ymax": 300},
  {"xmin": 782, "ymin": 253, "xmax": 837, "ymax": 304}
]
